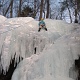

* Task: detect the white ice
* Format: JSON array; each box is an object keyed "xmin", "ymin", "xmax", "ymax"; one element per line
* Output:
[{"xmin": 0, "ymin": 15, "xmax": 80, "ymax": 80}]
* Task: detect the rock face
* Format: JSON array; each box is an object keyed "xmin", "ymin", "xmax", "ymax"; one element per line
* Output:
[{"xmin": 0, "ymin": 15, "xmax": 80, "ymax": 80}]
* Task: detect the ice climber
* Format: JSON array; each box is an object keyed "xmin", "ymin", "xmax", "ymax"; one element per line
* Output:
[{"xmin": 38, "ymin": 18, "xmax": 47, "ymax": 32}]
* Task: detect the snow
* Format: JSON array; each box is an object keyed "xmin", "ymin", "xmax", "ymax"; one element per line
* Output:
[
  {"xmin": 0, "ymin": 15, "xmax": 80, "ymax": 80},
  {"xmin": 0, "ymin": 15, "xmax": 7, "ymax": 23}
]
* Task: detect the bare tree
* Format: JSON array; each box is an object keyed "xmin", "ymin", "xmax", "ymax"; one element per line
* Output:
[
  {"xmin": 10, "ymin": 0, "xmax": 14, "ymax": 18},
  {"xmin": 74, "ymin": 0, "xmax": 78, "ymax": 23},
  {"xmin": 33, "ymin": 0, "xmax": 37, "ymax": 18},
  {"xmin": 46, "ymin": 0, "xmax": 50, "ymax": 18},
  {"xmin": 39, "ymin": 0, "xmax": 44, "ymax": 20},
  {"xmin": 4, "ymin": 0, "xmax": 14, "ymax": 17},
  {"xmin": 66, "ymin": 0, "xmax": 72, "ymax": 23},
  {"xmin": 18, "ymin": 0, "xmax": 22, "ymax": 17},
  {"xmin": 74, "ymin": 0, "xmax": 80, "ymax": 23}
]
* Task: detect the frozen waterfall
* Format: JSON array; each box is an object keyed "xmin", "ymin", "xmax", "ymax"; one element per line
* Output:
[{"xmin": 0, "ymin": 15, "xmax": 80, "ymax": 80}]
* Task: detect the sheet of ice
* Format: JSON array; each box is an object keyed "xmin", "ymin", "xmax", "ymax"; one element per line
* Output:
[
  {"xmin": 11, "ymin": 26, "xmax": 80, "ymax": 80},
  {"xmin": 0, "ymin": 15, "xmax": 6, "ymax": 23},
  {"xmin": 0, "ymin": 15, "xmax": 80, "ymax": 80}
]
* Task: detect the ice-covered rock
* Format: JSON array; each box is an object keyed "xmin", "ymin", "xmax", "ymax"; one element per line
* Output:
[
  {"xmin": 11, "ymin": 27, "xmax": 80, "ymax": 80},
  {"xmin": 0, "ymin": 15, "xmax": 80, "ymax": 80},
  {"xmin": 0, "ymin": 15, "xmax": 6, "ymax": 23}
]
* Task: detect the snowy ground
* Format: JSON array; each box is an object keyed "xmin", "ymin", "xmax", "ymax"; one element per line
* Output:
[{"xmin": 0, "ymin": 15, "xmax": 80, "ymax": 80}]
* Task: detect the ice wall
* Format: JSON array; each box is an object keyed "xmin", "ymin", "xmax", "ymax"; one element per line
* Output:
[
  {"xmin": 0, "ymin": 17, "xmax": 45, "ymax": 73},
  {"xmin": 0, "ymin": 15, "xmax": 6, "ymax": 23},
  {"xmin": 11, "ymin": 25, "xmax": 80, "ymax": 80},
  {"xmin": 0, "ymin": 17, "xmax": 64, "ymax": 73},
  {"xmin": 0, "ymin": 15, "xmax": 80, "ymax": 80}
]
